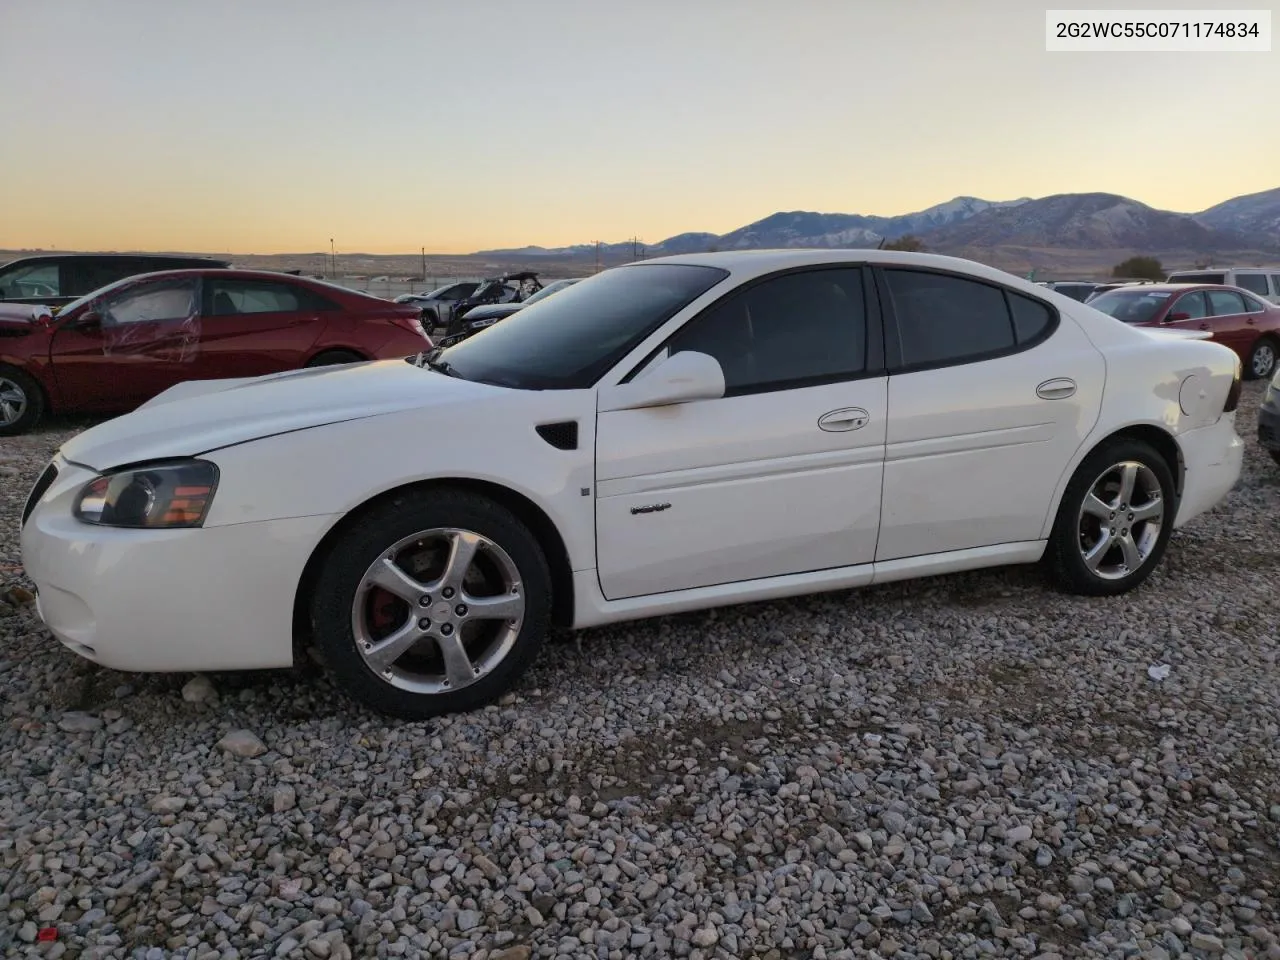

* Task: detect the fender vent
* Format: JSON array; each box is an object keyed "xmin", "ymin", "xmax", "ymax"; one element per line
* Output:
[{"xmin": 535, "ymin": 421, "xmax": 578, "ymax": 451}]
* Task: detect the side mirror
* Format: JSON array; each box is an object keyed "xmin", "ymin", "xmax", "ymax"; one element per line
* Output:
[
  {"xmin": 599, "ymin": 350, "xmax": 726, "ymax": 412},
  {"xmin": 1166, "ymin": 311, "xmax": 1191, "ymax": 323},
  {"xmin": 70, "ymin": 310, "xmax": 103, "ymax": 331}
]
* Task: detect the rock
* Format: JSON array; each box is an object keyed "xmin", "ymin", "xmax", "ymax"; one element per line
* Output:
[
  {"xmin": 1007, "ymin": 824, "xmax": 1033, "ymax": 843},
  {"xmin": 217, "ymin": 729, "xmax": 267, "ymax": 758},
  {"xmin": 273, "ymin": 784, "xmax": 297, "ymax": 812},
  {"xmin": 489, "ymin": 948, "xmax": 532, "ymax": 960},
  {"xmin": 692, "ymin": 925, "xmax": 719, "ymax": 948},
  {"xmin": 58, "ymin": 713, "xmax": 102, "ymax": 733},
  {"xmin": 1190, "ymin": 933, "xmax": 1225, "ymax": 953},
  {"xmin": 456, "ymin": 909, "xmax": 482, "ymax": 932},
  {"xmin": 182, "ymin": 675, "xmax": 217, "ymax": 703},
  {"xmin": 151, "ymin": 796, "xmax": 186, "ymax": 813}
]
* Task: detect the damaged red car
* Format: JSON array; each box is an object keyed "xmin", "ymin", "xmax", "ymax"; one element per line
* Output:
[{"xmin": 0, "ymin": 269, "xmax": 432, "ymax": 435}]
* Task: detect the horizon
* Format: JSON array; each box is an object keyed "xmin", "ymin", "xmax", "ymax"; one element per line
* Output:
[{"xmin": 4, "ymin": 0, "xmax": 1278, "ymax": 255}]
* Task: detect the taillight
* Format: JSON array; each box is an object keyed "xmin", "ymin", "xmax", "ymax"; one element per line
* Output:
[
  {"xmin": 389, "ymin": 314, "xmax": 430, "ymax": 341},
  {"xmin": 1223, "ymin": 359, "xmax": 1242, "ymax": 413}
]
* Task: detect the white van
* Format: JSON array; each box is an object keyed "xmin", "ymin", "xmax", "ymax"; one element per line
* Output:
[{"xmin": 1165, "ymin": 267, "xmax": 1280, "ymax": 304}]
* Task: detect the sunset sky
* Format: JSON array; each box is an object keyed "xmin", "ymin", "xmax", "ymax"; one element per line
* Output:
[{"xmin": 3, "ymin": 0, "xmax": 1277, "ymax": 255}]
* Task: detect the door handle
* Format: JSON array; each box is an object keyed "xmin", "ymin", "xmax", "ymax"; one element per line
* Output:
[
  {"xmin": 818, "ymin": 407, "xmax": 870, "ymax": 431},
  {"xmin": 1036, "ymin": 378, "xmax": 1076, "ymax": 400},
  {"xmin": 1199, "ymin": 322, "xmax": 1209, "ymax": 330}
]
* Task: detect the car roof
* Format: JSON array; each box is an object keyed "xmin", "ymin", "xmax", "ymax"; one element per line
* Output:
[
  {"xmin": 1093, "ymin": 282, "xmax": 1259, "ymax": 294},
  {"xmin": 624, "ymin": 248, "xmax": 1053, "ymax": 290}
]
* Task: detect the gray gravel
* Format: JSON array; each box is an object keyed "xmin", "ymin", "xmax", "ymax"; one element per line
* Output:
[{"xmin": 2, "ymin": 392, "xmax": 1279, "ymax": 960}]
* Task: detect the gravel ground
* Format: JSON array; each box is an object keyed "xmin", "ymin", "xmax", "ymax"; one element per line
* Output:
[{"xmin": 2, "ymin": 389, "xmax": 1278, "ymax": 960}]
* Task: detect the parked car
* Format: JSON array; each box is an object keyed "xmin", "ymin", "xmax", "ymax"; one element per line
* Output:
[
  {"xmin": 1038, "ymin": 280, "xmax": 1100, "ymax": 302},
  {"xmin": 1165, "ymin": 267, "xmax": 1280, "ymax": 305},
  {"xmin": 1085, "ymin": 282, "xmax": 1280, "ymax": 379},
  {"xmin": 1084, "ymin": 279, "xmax": 1163, "ymax": 301},
  {"xmin": 20, "ymin": 250, "xmax": 1242, "ymax": 719},
  {"xmin": 0, "ymin": 253, "xmax": 231, "ymax": 308},
  {"xmin": 1257, "ymin": 370, "xmax": 1280, "ymax": 466},
  {"xmin": 444, "ymin": 271, "xmax": 544, "ymax": 335},
  {"xmin": 393, "ymin": 281, "xmax": 480, "ymax": 331},
  {"xmin": 436, "ymin": 278, "xmax": 584, "ymax": 347},
  {"xmin": 0, "ymin": 269, "xmax": 432, "ymax": 434}
]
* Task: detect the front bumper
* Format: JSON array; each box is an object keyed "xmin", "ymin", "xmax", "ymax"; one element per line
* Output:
[
  {"xmin": 1174, "ymin": 414, "xmax": 1243, "ymax": 528},
  {"xmin": 20, "ymin": 457, "xmax": 336, "ymax": 673}
]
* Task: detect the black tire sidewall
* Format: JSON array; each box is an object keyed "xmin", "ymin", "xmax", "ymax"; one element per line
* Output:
[
  {"xmin": 1049, "ymin": 438, "xmax": 1178, "ymax": 596},
  {"xmin": 0, "ymin": 365, "xmax": 44, "ymax": 436},
  {"xmin": 310, "ymin": 490, "xmax": 552, "ymax": 719}
]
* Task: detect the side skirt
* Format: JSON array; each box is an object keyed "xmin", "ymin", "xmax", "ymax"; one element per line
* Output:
[{"xmin": 571, "ymin": 540, "xmax": 1048, "ymax": 629}]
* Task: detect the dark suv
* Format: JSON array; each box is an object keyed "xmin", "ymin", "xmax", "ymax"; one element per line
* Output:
[{"xmin": 0, "ymin": 254, "xmax": 232, "ymax": 307}]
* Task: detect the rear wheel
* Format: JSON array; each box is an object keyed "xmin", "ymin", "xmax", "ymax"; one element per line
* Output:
[
  {"xmin": 305, "ymin": 350, "xmax": 365, "ymax": 367},
  {"xmin": 0, "ymin": 365, "xmax": 44, "ymax": 436},
  {"xmin": 1247, "ymin": 336, "xmax": 1278, "ymax": 380},
  {"xmin": 1047, "ymin": 437, "xmax": 1176, "ymax": 596},
  {"xmin": 310, "ymin": 489, "xmax": 552, "ymax": 719}
]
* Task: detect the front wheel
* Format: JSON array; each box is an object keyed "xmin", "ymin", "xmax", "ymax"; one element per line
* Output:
[
  {"xmin": 1046, "ymin": 438, "xmax": 1176, "ymax": 596},
  {"xmin": 0, "ymin": 365, "xmax": 44, "ymax": 436},
  {"xmin": 309, "ymin": 489, "xmax": 553, "ymax": 719},
  {"xmin": 1247, "ymin": 337, "xmax": 1278, "ymax": 381}
]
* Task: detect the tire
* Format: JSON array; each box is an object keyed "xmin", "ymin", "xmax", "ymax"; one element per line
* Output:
[
  {"xmin": 1046, "ymin": 437, "xmax": 1177, "ymax": 596},
  {"xmin": 305, "ymin": 350, "xmax": 365, "ymax": 367},
  {"xmin": 1246, "ymin": 336, "xmax": 1278, "ymax": 381},
  {"xmin": 309, "ymin": 489, "xmax": 553, "ymax": 719},
  {"xmin": 0, "ymin": 365, "xmax": 44, "ymax": 436}
]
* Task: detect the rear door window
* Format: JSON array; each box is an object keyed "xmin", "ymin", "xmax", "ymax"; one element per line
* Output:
[
  {"xmin": 1235, "ymin": 273, "xmax": 1270, "ymax": 296},
  {"xmin": 1206, "ymin": 290, "xmax": 1248, "ymax": 316}
]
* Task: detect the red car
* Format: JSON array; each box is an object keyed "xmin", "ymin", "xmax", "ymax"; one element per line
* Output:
[
  {"xmin": 0, "ymin": 269, "xmax": 432, "ymax": 435},
  {"xmin": 1087, "ymin": 282, "xmax": 1280, "ymax": 380}
]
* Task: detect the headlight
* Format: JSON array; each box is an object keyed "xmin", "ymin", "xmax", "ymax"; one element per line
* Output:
[{"xmin": 74, "ymin": 460, "xmax": 219, "ymax": 528}]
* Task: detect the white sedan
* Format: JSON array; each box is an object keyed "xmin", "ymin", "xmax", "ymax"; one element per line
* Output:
[{"xmin": 20, "ymin": 251, "xmax": 1244, "ymax": 718}]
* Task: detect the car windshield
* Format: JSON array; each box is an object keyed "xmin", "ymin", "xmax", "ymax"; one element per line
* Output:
[
  {"xmin": 1088, "ymin": 289, "xmax": 1173, "ymax": 323},
  {"xmin": 429, "ymin": 263, "xmax": 729, "ymax": 389}
]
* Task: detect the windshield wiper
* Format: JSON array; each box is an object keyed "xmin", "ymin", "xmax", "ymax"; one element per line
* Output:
[{"xmin": 422, "ymin": 347, "xmax": 460, "ymax": 378}]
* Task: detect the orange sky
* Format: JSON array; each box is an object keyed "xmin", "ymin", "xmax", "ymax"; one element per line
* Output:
[{"xmin": 3, "ymin": 0, "xmax": 1277, "ymax": 255}]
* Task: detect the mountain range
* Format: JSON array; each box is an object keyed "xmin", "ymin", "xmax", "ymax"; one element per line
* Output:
[{"xmin": 475, "ymin": 187, "xmax": 1280, "ymax": 265}]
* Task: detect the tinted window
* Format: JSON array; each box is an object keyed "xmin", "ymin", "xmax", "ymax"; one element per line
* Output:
[
  {"xmin": 1170, "ymin": 291, "xmax": 1209, "ymax": 319},
  {"xmin": 1270, "ymin": 275, "xmax": 1280, "ymax": 296},
  {"xmin": 1236, "ymin": 274, "xmax": 1269, "ymax": 296},
  {"xmin": 1168, "ymin": 272, "xmax": 1226, "ymax": 285},
  {"xmin": 1009, "ymin": 292, "xmax": 1053, "ymax": 342},
  {"xmin": 0, "ymin": 262, "xmax": 60, "ymax": 298},
  {"xmin": 1241, "ymin": 292, "xmax": 1267, "ymax": 311},
  {"xmin": 884, "ymin": 269, "xmax": 1016, "ymax": 366},
  {"xmin": 1088, "ymin": 289, "xmax": 1173, "ymax": 323},
  {"xmin": 1206, "ymin": 290, "xmax": 1248, "ymax": 316},
  {"xmin": 207, "ymin": 280, "xmax": 301, "ymax": 315},
  {"xmin": 437, "ymin": 263, "xmax": 729, "ymax": 389},
  {"xmin": 666, "ymin": 269, "xmax": 866, "ymax": 394},
  {"xmin": 103, "ymin": 279, "xmax": 198, "ymax": 325},
  {"xmin": 70, "ymin": 261, "xmax": 135, "ymax": 294}
]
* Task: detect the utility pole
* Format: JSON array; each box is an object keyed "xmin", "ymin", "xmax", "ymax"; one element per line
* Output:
[
  {"xmin": 329, "ymin": 238, "xmax": 336, "ymax": 279},
  {"xmin": 421, "ymin": 246, "xmax": 426, "ymax": 281},
  {"xmin": 594, "ymin": 241, "xmax": 601, "ymax": 275}
]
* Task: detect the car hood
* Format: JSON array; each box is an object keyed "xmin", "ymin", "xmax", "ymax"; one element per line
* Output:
[{"xmin": 58, "ymin": 358, "xmax": 504, "ymax": 471}]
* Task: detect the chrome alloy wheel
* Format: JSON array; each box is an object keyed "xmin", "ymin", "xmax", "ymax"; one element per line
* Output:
[
  {"xmin": 1077, "ymin": 460, "xmax": 1165, "ymax": 581},
  {"xmin": 0, "ymin": 376, "xmax": 27, "ymax": 427},
  {"xmin": 351, "ymin": 528, "xmax": 525, "ymax": 694},
  {"xmin": 1252, "ymin": 341, "xmax": 1276, "ymax": 378}
]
